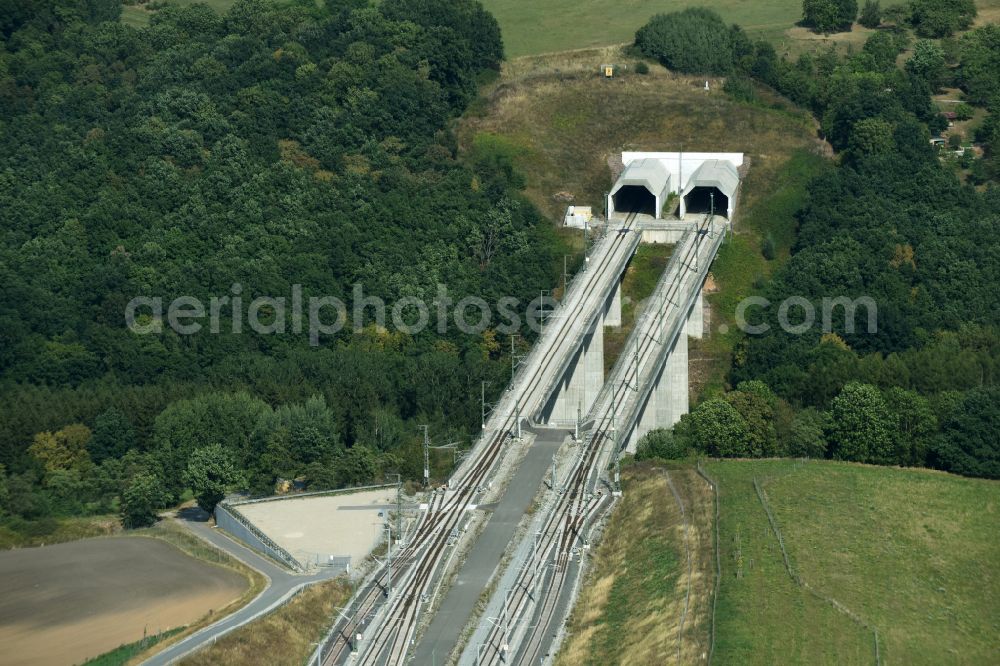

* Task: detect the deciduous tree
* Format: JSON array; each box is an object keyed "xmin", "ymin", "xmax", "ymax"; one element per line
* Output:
[
  {"xmin": 827, "ymin": 382, "xmax": 894, "ymax": 463},
  {"xmin": 28, "ymin": 425, "xmax": 92, "ymax": 474},
  {"xmin": 906, "ymin": 40, "xmax": 947, "ymax": 90},
  {"xmin": 635, "ymin": 8, "xmax": 745, "ymax": 74},
  {"xmin": 88, "ymin": 408, "xmax": 137, "ymax": 464},
  {"xmin": 909, "ymin": 0, "xmax": 976, "ymax": 37},
  {"xmin": 121, "ymin": 472, "xmax": 165, "ymax": 528},
  {"xmin": 684, "ymin": 399, "xmax": 752, "ymax": 457},
  {"xmin": 184, "ymin": 444, "xmax": 245, "ymax": 513},
  {"xmin": 635, "ymin": 428, "xmax": 689, "ymax": 460},
  {"xmin": 859, "ymin": 0, "xmax": 882, "ymax": 27}
]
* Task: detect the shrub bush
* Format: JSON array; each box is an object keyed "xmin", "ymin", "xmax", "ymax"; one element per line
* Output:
[
  {"xmin": 724, "ymin": 74, "xmax": 756, "ymax": 102},
  {"xmin": 635, "ymin": 428, "xmax": 689, "ymax": 461},
  {"xmin": 954, "ymin": 103, "xmax": 974, "ymax": 121},
  {"xmin": 859, "ymin": 0, "xmax": 882, "ymax": 28},
  {"xmin": 635, "ymin": 8, "xmax": 748, "ymax": 75},
  {"xmin": 762, "ymin": 233, "xmax": 777, "ymax": 260}
]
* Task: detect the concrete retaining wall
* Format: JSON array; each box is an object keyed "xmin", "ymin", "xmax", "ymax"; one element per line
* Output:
[
  {"xmin": 215, "ymin": 503, "xmax": 304, "ymax": 572},
  {"xmin": 640, "ymin": 227, "xmax": 687, "ymax": 244}
]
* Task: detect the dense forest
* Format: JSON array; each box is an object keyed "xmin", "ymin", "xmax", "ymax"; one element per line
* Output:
[
  {"xmin": 636, "ymin": 8, "xmax": 1000, "ymax": 479},
  {"xmin": 3, "ymin": 0, "xmax": 999, "ymax": 536},
  {"xmin": 0, "ymin": 0, "xmax": 563, "ymax": 529}
]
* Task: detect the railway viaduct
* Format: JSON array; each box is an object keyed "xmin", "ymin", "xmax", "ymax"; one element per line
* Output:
[{"xmin": 306, "ymin": 152, "xmax": 743, "ymax": 666}]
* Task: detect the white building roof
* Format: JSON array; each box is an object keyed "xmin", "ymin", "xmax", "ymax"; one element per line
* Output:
[
  {"xmin": 620, "ymin": 151, "xmax": 743, "ymax": 193},
  {"xmin": 610, "ymin": 158, "xmax": 671, "ymax": 197},
  {"xmin": 681, "ymin": 159, "xmax": 739, "ymax": 199}
]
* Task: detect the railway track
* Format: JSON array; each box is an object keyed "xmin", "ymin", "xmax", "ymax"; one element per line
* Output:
[
  {"xmin": 472, "ymin": 213, "xmax": 724, "ymax": 666},
  {"xmin": 316, "ymin": 209, "xmax": 643, "ymax": 666}
]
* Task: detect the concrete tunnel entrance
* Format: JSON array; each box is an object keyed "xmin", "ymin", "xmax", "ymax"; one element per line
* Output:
[
  {"xmin": 683, "ymin": 186, "xmax": 729, "ymax": 218},
  {"xmin": 612, "ymin": 185, "xmax": 656, "ymax": 216}
]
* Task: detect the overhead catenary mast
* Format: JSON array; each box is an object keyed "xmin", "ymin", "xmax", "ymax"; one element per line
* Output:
[{"xmin": 420, "ymin": 424, "xmax": 430, "ymax": 488}]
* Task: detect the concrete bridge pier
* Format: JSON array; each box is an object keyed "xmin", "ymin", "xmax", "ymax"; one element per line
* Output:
[
  {"xmin": 543, "ymin": 316, "xmax": 605, "ymax": 424},
  {"xmin": 625, "ymin": 284, "xmax": 704, "ymax": 453},
  {"xmin": 543, "ymin": 275, "xmax": 626, "ymax": 425}
]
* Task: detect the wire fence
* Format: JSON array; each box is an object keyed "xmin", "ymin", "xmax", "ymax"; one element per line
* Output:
[
  {"xmin": 694, "ymin": 460, "xmax": 721, "ymax": 666},
  {"xmin": 215, "ymin": 502, "xmax": 304, "ymax": 572},
  {"xmin": 752, "ymin": 475, "xmax": 881, "ymax": 666},
  {"xmin": 663, "ymin": 470, "xmax": 691, "ymax": 666}
]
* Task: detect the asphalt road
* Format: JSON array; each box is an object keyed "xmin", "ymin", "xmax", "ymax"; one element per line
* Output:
[
  {"xmin": 142, "ymin": 510, "xmax": 345, "ymax": 666},
  {"xmin": 410, "ymin": 428, "xmax": 569, "ymax": 665}
]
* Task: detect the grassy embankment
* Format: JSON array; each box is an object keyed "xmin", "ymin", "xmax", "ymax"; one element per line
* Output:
[
  {"xmin": 178, "ymin": 577, "xmax": 352, "ymax": 666},
  {"xmin": 0, "ymin": 513, "xmax": 121, "ymax": 549},
  {"xmin": 82, "ymin": 628, "xmax": 185, "ymax": 666},
  {"xmin": 557, "ymin": 462, "xmax": 714, "ymax": 665},
  {"xmin": 120, "ymin": 520, "xmax": 268, "ymax": 664},
  {"xmin": 558, "ymin": 459, "xmax": 1000, "ymax": 665},
  {"xmin": 694, "ymin": 148, "xmax": 828, "ymax": 396}
]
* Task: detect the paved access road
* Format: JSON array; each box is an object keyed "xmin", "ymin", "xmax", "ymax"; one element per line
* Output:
[
  {"xmin": 142, "ymin": 510, "xmax": 345, "ymax": 666},
  {"xmin": 410, "ymin": 428, "xmax": 568, "ymax": 665}
]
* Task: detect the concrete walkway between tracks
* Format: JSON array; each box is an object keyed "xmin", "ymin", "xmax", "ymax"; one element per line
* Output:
[
  {"xmin": 142, "ymin": 509, "xmax": 346, "ymax": 666},
  {"xmin": 411, "ymin": 428, "xmax": 569, "ymax": 665}
]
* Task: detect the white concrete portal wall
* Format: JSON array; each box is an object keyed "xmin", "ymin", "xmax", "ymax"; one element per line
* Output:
[{"xmin": 621, "ymin": 152, "xmax": 743, "ymax": 196}]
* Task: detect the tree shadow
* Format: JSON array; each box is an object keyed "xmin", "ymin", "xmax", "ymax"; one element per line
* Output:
[{"xmin": 177, "ymin": 506, "xmax": 211, "ymax": 522}]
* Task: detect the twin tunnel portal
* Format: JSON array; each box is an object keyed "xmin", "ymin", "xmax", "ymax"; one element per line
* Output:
[
  {"xmin": 612, "ymin": 183, "xmax": 728, "ymax": 218},
  {"xmin": 544, "ymin": 152, "xmax": 741, "ymax": 448}
]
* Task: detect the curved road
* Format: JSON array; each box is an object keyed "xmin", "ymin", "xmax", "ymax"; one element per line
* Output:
[{"xmin": 142, "ymin": 510, "xmax": 345, "ymax": 666}]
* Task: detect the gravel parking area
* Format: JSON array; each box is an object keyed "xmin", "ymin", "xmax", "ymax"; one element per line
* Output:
[{"xmin": 236, "ymin": 488, "xmax": 397, "ymax": 568}]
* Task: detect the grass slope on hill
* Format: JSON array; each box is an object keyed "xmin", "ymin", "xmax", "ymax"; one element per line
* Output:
[
  {"xmin": 557, "ymin": 464, "xmax": 714, "ymax": 665},
  {"xmin": 178, "ymin": 577, "xmax": 352, "ymax": 666},
  {"xmin": 479, "ymin": 0, "xmax": 796, "ymax": 57},
  {"xmin": 705, "ymin": 459, "xmax": 1000, "ymax": 665},
  {"xmin": 562, "ymin": 459, "xmax": 999, "ymax": 665},
  {"xmin": 459, "ymin": 48, "xmax": 821, "ymax": 224},
  {"xmin": 458, "ymin": 49, "xmax": 826, "ymax": 394}
]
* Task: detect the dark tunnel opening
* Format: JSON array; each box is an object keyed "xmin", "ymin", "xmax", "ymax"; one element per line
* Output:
[
  {"xmin": 683, "ymin": 187, "xmax": 728, "ymax": 217},
  {"xmin": 612, "ymin": 185, "xmax": 656, "ymax": 217}
]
